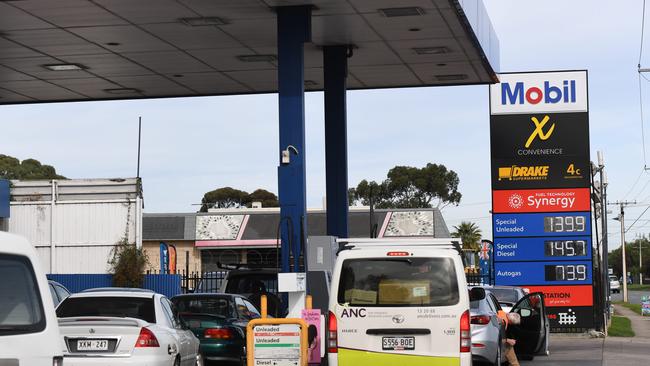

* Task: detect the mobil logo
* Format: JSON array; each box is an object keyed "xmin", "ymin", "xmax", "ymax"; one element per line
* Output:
[
  {"xmin": 490, "ymin": 71, "xmax": 588, "ymax": 115},
  {"xmin": 501, "ymin": 80, "xmax": 576, "ymax": 106}
]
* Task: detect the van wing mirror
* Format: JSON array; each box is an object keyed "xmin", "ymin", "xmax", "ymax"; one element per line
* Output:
[{"xmin": 469, "ymin": 287, "xmax": 486, "ymax": 301}]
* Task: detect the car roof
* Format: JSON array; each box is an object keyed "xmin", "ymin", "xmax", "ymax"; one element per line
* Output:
[
  {"xmin": 69, "ymin": 289, "xmax": 157, "ymax": 299},
  {"xmin": 0, "ymin": 232, "xmax": 38, "ymax": 257},
  {"xmin": 172, "ymin": 293, "xmax": 240, "ymax": 299}
]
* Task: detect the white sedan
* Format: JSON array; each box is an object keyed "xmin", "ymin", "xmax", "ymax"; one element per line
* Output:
[{"xmin": 56, "ymin": 288, "xmax": 202, "ymax": 366}]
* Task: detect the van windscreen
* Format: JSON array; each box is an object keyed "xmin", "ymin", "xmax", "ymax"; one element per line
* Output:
[
  {"xmin": 338, "ymin": 257, "xmax": 459, "ymax": 307},
  {"xmin": 0, "ymin": 254, "xmax": 46, "ymax": 336}
]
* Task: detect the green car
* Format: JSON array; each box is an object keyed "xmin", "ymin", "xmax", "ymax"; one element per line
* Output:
[{"xmin": 172, "ymin": 293, "xmax": 261, "ymax": 365}]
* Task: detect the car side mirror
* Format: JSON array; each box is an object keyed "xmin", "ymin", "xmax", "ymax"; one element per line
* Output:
[
  {"xmin": 520, "ymin": 309, "xmax": 532, "ymax": 317},
  {"xmin": 469, "ymin": 287, "xmax": 486, "ymax": 301}
]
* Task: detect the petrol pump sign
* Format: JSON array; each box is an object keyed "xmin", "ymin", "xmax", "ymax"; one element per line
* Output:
[{"xmin": 490, "ymin": 71, "xmax": 593, "ymax": 332}]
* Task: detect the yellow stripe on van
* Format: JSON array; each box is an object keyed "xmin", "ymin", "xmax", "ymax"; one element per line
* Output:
[{"xmin": 339, "ymin": 348, "xmax": 460, "ymax": 366}]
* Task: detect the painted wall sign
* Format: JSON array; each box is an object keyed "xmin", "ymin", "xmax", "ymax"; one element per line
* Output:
[
  {"xmin": 490, "ymin": 113, "xmax": 589, "ymax": 160},
  {"xmin": 525, "ymin": 285, "xmax": 593, "ymax": 307},
  {"xmin": 491, "ymin": 158, "xmax": 590, "ymax": 189},
  {"xmin": 492, "ymin": 188, "xmax": 591, "ymax": 213},
  {"xmin": 494, "ymin": 236, "xmax": 591, "ymax": 262},
  {"xmin": 493, "ymin": 212, "xmax": 591, "ymax": 238},
  {"xmin": 490, "ymin": 71, "xmax": 588, "ymax": 115},
  {"xmin": 494, "ymin": 261, "xmax": 592, "ymax": 286}
]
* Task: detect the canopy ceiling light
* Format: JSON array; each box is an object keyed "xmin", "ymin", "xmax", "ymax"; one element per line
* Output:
[
  {"xmin": 378, "ymin": 7, "xmax": 425, "ymax": 17},
  {"xmin": 43, "ymin": 64, "xmax": 85, "ymax": 71}
]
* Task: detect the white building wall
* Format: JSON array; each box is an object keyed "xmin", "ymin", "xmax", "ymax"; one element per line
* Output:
[{"xmin": 8, "ymin": 178, "xmax": 141, "ymax": 274}]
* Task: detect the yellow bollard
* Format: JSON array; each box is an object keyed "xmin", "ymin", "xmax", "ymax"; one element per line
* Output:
[
  {"xmin": 305, "ymin": 295, "xmax": 312, "ymax": 310},
  {"xmin": 261, "ymin": 294, "xmax": 267, "ymax": 318}
]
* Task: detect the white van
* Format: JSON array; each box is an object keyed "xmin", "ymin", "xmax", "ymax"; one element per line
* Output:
[
  {"xmin": 0, "ymin": 232, "xmax": 63, "ymax": 366},
  {"xmin": 328, "ymin": 238, "xmax": 471, "ymax": 366}
]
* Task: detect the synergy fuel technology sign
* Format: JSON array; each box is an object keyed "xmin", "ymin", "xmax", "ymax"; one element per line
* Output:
[{"xmin": 490, "ymin": 71, "xmax": 593, "ymax": 332}]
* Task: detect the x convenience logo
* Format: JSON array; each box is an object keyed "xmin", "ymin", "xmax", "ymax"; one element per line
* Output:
[{"xmin": 525, "ymin": 115, "xmax": 556, "ymax": 148}]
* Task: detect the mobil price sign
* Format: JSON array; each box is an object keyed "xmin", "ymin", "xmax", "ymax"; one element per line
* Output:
[{"xmin": 490, "ymin": 71, "xmax": 588, "ymax": 115}]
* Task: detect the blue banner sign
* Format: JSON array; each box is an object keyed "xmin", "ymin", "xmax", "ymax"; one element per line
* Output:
[
  {"xmin": 494, "ymin": 236, "xmax": 592, "ymax": 262},
  {"xmin": 493, "ymin": 212, "xmax": 591, "ymax": 238},
  {"xmin": 495, "ymin": 261, "xmax": 592, "ymax": 286}
]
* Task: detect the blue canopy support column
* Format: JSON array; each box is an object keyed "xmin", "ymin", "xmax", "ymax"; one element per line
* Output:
[
  {"xmin": 276, "ymin": 6, "xmax": 311, "ymax": 273},
  {"xmin": 323, "ymin": 46, "xmax": 350, "ymax": 238}
]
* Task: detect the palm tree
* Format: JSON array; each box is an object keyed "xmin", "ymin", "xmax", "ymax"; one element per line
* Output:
[{"xmin": 451, "ymin": 222, "xmax": 482, "ymax": 251}]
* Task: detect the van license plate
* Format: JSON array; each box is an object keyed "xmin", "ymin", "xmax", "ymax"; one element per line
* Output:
[
  {"xmin": 77, "ymin": 340, "xmax": 109, "ymax": 351},
  {"xmin": 382, "ymin": 336, "xmax": 415, "ymax": 350}
]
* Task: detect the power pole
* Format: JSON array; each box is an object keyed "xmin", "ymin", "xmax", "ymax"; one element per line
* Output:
[
  {"xmin": 610, "ymin": 200, "xmax": 636, "ymax": 302},
  {"xmin": 593, "ymin": 152, "xmax": 609, "ymax": 322}
]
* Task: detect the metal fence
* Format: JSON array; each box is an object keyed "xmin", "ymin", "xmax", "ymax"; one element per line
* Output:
[
  {"xmin": 147, "ymin": 270, "xmax": 228, "ymax": 294},
  {"xmin": 48, "ymin": 273, "xmax": 182, "ymax": 298}
]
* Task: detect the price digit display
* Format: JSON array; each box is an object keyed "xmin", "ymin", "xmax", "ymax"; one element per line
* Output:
[
  {"xmin": 544, "ymin": 240, "xmax": 587, "ymax": 257},
  {"xmin": 544, "ymin": 264, "xmax": 587, "ymax": 281},
  {"xmin": 544, "ymin": 216, "xmax": 586, "ymax": 233}
]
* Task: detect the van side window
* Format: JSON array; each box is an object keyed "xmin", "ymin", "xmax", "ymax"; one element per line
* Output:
[{"xmin": 337, "ymin": 257, "xmax": 459, "ymax": 307}]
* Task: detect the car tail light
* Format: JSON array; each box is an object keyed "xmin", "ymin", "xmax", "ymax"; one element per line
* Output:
[
  {"xmin": 470, "ymin": 315, "xmax": 491, "ymax": 325},
  {"xmin": 53, "ymin": 356, "xmax": 63, "ymax": 366},
  {"xmin": 328, "ymin": 311, "xmax": 338, "ymax": 353},
  {"xmin": 204, "ymin": 328, "xmax": 234, "ymax": 339},
  {"xmin": 460, "ymin": 310, "xmax": 471, "ymax": 353},
  {"xmin": 472, "ymin": 343, "xmax": 485, "ymax": 348},
  {"xmin": 387, "ymin": 251, "xmax": 409, "ymax": 256},
  {"xmin": 135, "ymin": 327, "xmax": 160, "ymax": 347}
]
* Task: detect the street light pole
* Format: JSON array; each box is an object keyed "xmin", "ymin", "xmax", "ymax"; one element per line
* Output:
[{"xmin": 641, "ymin": 240, "xmax": 644, "ymax": 286}]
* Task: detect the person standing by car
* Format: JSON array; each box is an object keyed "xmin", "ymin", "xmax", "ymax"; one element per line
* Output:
[{"xmin": 504, "ymin": 312, "xmax": 521, "ymax": 366}]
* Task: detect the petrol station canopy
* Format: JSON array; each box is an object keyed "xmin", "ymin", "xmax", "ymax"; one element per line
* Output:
[{"xmin": 0, "ymin": 0, "xmax": 499, "ymax": 104}]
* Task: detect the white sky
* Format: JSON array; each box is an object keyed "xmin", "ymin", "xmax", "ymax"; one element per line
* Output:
[{"xmin": 1, "ymin": 1, "xmax": 648, "ymax": 251}]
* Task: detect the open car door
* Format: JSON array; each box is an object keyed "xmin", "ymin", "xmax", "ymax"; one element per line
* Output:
[{"xmin": 509, "ymin": 292, "xmax": 548, "ymax": 359}]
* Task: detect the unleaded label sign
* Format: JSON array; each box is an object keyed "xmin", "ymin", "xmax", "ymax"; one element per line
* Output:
[{"xmin": 253, "ymin": 324, "xmax": 301, "ymax": 366}]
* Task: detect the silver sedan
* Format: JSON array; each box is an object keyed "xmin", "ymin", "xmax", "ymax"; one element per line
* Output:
[{"xmin": 469, "ymin": 287, "xmax": 506, "ymax": 365}]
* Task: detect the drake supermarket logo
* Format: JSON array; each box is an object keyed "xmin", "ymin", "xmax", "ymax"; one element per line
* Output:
[{"xmin": 498, "ymin": 165, "xmax": 549, "ymax": 181}]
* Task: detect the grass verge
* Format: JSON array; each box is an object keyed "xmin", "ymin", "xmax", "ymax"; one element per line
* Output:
[
  {"xmin": 608, "ymin": 316, "xmax": 635, "ymax": 337},
  {"xmin": 628, "ymin": 284, "xmax": 650, "ymax": 291}
]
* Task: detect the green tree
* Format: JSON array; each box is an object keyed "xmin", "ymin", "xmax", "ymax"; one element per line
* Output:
[
  {"xmin": 246, "ymin": 189, "xmax": 279, "ymax": 208},
  {"xmin": 608, "ymin": 236, "xmax": 650, "ymax": 281},
  {"xmin": 451, "ymin": 221, "xmax": 482, "ymax": 251},
  {"xmin": 200, "ymin": 187, "xmax": 279, "ymax": 212},
  {"xmin": 349, "ymin": 163, "xmax": 461, "ymax": 209},
  {"xmin": 0, "ymin": 154, "xmax": 66, "ymax": 180},
  {"xmin": 108, "ymin": 237, "xmax": 148, "ymax": 288}
]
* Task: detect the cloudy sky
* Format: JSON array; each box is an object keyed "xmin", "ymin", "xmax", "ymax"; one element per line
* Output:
[{"xmin": 2, "ymin": 1, "xmax": 648, "ymax": 250}]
